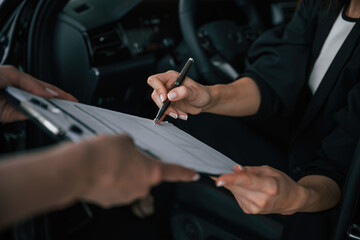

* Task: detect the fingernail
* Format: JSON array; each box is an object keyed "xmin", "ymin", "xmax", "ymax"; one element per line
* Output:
[
  {"xmin": 192, "ymin": 174, "xmax": 200, "ymax": 181},
  {"xmin": 168, "ymin": 92, "xmax": 177, "ymax": 101},
  {"xmin": 237, "ymin": 164, "xmax": 245, "ymax": 171},
  {"xmin": 179, "ymin": 115, "xmax": 188, "ymax": 121},
  {"xmin": 169, "ymin": 112, "xmax": 178, "ymax": 119},
  {"xmin": 216, "ymin": 181, "xmax": 226, "ymax": 187},
  {"xmin": 160, "ymin": 94, "xmax": 165, "ymax": 102},
  {"xmin": 45, "ymin": 87, "xmax": 59, "ymax": 96}
]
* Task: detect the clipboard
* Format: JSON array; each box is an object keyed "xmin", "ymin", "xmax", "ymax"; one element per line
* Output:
[
  {"xmin": 2, "ymin": 86, "xmax": 97, "ymax": 142},
  {"xmin": 1, "ymin": 86, "xmax": 237, "ymax": 175}
]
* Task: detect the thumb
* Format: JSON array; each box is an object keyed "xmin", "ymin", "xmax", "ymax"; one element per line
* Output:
[{"xmin": 0, "ymin": 100, "xmax": 27, "ymax": 122}]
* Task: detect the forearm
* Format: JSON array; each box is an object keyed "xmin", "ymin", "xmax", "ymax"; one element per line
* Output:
[
  {"xmin": 295, "ymin": 175, "xmax": 341, "ymax": 213},
  {"xmin": 204, "ymin": 77, "xmax": 261, "ymax": 117},
  {"xmin": 0, "ymin": 143, "xmax": 87, "ymax": 229}
]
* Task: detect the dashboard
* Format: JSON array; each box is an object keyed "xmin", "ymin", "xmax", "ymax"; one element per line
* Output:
[
  {"xmin": 61, "ymin": 0, "xmax": 181, "ymax": 66},
  {"xmin": 52, "ymin": 0, "xmax": 297, "ymax": 117}
]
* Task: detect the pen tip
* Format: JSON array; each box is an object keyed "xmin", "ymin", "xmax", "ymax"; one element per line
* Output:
[{"xmin": 189, "ymin": 58, "xmax": 194, "ymax": 62}]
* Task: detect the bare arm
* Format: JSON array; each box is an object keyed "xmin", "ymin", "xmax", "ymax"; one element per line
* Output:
[
  {"xmin": 213, "ymin": 165, "xmax": 340, "ymax": 215},
  {"xmin": 0, "ymin": 135, "xmax": 198, "ymax": 229},
  {"xmin": 296, "ymin": 175, "xmax": 340, "ymax": 213},
  {"xmin": 148, "ymin": 71, "xmax": 261, "ymax": 122},
  {"xmin": 0, "ymin": 141, "xmax": 87, "ymax": 228},
  {"xmin": 205, "ymin": 77, "xmax": 261, "ymax": 116}
]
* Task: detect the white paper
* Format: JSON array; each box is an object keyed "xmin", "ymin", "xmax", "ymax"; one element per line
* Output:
[{"xmin": 6, "ymin": 87, "xmax": 236, "ymax": 175}]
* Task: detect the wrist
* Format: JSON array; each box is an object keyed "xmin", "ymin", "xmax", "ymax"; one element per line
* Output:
[
  {"xmin": 294, "ymin": 184, "xmax": 311, "ymax": 213},
  {"xmin": 296, "ymin": 175, "xmax": 341, "ymax": 213},
  {"xmin": 54, "ymin": 141, "xmax": 92, "ymax": 204},
  {"xmin": 72, "ymin": 141, "xmax": 95, "ymax": 200},
  {"xmin": 202, "ymin": 84, "xmax": 221, "ymax": 113},
  {"xmin": 281, "ymin": 183, "xmax": 310, "ymax": 215}
]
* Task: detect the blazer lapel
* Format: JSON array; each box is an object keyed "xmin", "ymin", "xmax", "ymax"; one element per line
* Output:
[{"xmin": 299, "ymin": 20, "xmax": 360, "ymax": 131}]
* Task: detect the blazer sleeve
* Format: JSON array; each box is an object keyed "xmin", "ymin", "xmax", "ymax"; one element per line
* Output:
[
  {"xmin": 243, "ymin": 0, "xmax": 317, "ymax": 118},
  {"xmin": 299, "ymin": 83, "xmax": 360, "ymax": 190}
]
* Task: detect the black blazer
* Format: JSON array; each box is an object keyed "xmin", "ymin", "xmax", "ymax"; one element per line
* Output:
[{"xmin": 245, "ymin": 0, "xmax": 360, "ymax": 191}]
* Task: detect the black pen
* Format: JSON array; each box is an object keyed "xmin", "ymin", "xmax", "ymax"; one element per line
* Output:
[{"xmin": 154, "ymin": 58, "xmax": 194, "ymax": 125}]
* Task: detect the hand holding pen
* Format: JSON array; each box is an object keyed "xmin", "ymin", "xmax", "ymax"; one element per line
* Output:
[
  {"xmin": 148, "ymin": 58, "xmax": 214, "ymax": 124},
  {"xmin": 153, "ymin": 58, "xmax": 194, "ymax": 124}
]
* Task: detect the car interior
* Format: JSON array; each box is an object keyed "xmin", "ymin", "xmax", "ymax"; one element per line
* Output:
[{"xmin": 0, "ymin": 0, "xmax": 360, "ymax": 239}]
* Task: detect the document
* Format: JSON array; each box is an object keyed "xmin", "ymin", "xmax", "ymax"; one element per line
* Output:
[{"xmin": 4, "ymin": 86, "xmax": 237, "ymax": 175}]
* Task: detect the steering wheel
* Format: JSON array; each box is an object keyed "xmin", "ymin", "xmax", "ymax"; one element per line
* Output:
[{"xmin": 179, "ymin": 0, "xmax": 264, "ymax": 84}]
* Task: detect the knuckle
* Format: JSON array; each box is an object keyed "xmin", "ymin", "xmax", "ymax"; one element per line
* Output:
[
  {"xmin": 247, "ymin": 206, "xmax": 257, "ymax": 214},
  {"xmin": 242, "ymin": 208, "xmax": 250, "ymax": 214},
  {"xmin": 253, "ymin": 209, "xmax": 261, "ymax": 214},
  {"xmin": 151, "ymin": 91, "xmax": 156, "ymax": 99},
  {"xmin": 147, "ymin": 76, "xmax": 154, "ymax": 85},
  {"xmin": 178, "ymin": 86, "xmax": 188, "ymax": 96},
  {"xmin": 266, "ymin": 178, "xmax": 280, "ymax": 196},
  {"xmin": 250, "ymin": 205, "xmax": 262, "ymax": 214},
  {"xmin": 256, "ymin": 198, "xmax": 269, "ymax": 209}
]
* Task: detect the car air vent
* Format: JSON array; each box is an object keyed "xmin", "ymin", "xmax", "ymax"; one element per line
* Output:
[{"xmin": 89, "ymin": 25, "xmax": 131, "ymax": 66}]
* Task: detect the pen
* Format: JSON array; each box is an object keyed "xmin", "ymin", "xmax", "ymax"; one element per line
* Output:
[{"xmin": 154, "ymin": 58, "xmax": 194, "ymax": 125}]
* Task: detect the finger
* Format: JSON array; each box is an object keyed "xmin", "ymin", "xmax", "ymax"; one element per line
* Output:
[
  {"xmin": 147, "ymin": 74, "xmax": 172, "ymax": 100},
  {"xmin": 233, "ymin": 164, "xmax": 246, "ymax": 173},
  {"xmin": 15, "ymin": 71, "xmax": 78, "ymax": 102},
  {"xmin": 229, "ymin": 189, "xmax": 258, "ymax": 214},
  {"xmin": 167, "ymin": 109, "xmax": 179, "ymax": 120},
  {"xmin": 154, "ymin": 113, "xmax": 167, "ymax": 124},
  {"xmin": 160, "ymin": 163, "xmax": 199, "ymax": 182},
  {"xmin": 13, "ymin": 72, "xmax": 56, "ymax": 98},
  {"xmin": 238, "ymin": 197, "xmax": 263, "ymax": 214},
  {"xmin": 167, "ymin": 85, "xmax": 191, "ymax": 102},
  {"xmin": 210, "ymin": 176, "xmax": 218, "ymax": 181},
  {"xmin": 33, "ymin": 78, "xmax": 78, "ymax": 102},
  {"xmin": 221, "ymin": 171, "xmax": 279, "ymax": 198},
  {"xmin": 4, "ymin": 107, "xmax": 27, "ymax": 122},
  {"xmin": 243, "ymin": 165, "xmax": 279, "ymax": 177},
  {"xmin": 216, "ymin": 172, "xmax": 260, "ymax": 189},
  {"xmin": 151, "ymin": 91, "xmax": 181, "ymax": 123},
  {"xmin": 177, "ymin": 109, "xmax": 188, "ymax": 121},
  {"xmin": 225, "ymin": 185, "xmax": 268, "ymax": 213},
  {"xmin": 151, "ymin": 91, "xmax": 165, "ymax": 109},
  {"xmin": 235, "ymin": 198, "xmax": 253, "ymax": 214},
  {"xmin": 0, "ymin": 101, "xmax": 27, "ymax": 122},
  {"xmin": 37, "ymin": 80, "xmax": 78, "ymax": 102},
  {"xmin": 153, "ymin": 105, "xmax": 179, "ymax": 124}
]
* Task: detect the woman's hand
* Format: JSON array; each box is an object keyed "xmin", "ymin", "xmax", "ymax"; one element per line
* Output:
[
  {"xmin": 147, "ymin": 70, "xmax": 212, "ymax": 123},
  {"xmin": 0, "ymin": 65, "xmax": 77, "ymax": 123},
  {"xmin": 213, "ymin": 165, "xmax": 340, "ymax": 215},
  {"xmin": 148, "ymin": 71, "xmax": 261, "ymax": 121},
  {"xmin": 213, "ymin": 165, "xmax": 307, "ymax": 215}
]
